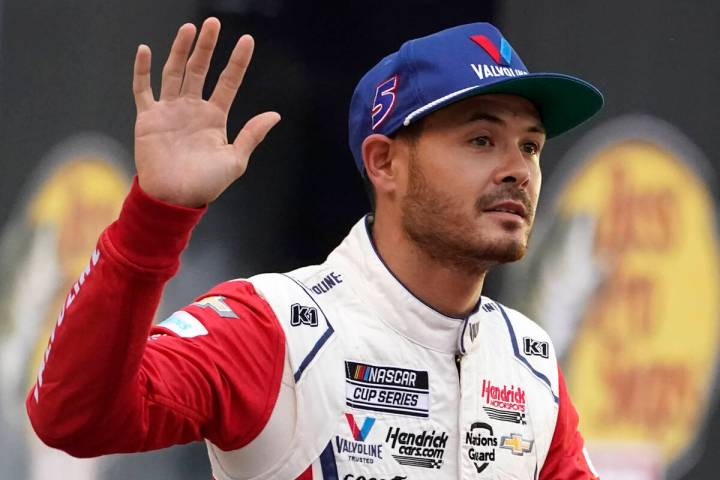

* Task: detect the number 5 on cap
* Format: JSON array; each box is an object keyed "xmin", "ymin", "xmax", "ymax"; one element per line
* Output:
[{"xmin": 371, "ymin": 75, "xmax": 398, "ymax": 130}]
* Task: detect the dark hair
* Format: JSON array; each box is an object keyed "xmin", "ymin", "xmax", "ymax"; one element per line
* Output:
[{"xmin": 361, "ymin": 119, "xmax": 425, "ymax": 211}]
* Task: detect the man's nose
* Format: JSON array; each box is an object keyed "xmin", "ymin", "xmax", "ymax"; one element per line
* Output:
[{"xmin": 494, "ymin": 146, "xmax": 531, "ymax": 188}]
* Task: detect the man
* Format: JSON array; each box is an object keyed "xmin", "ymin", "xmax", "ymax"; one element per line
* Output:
[{"xmin": 26, "ymin": 17, "xmax": 603, "ymax": 479}]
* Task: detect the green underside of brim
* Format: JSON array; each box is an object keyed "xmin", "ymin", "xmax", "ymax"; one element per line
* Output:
[{"xmin": 428, "ymin": 73, "xmax": 604, "ymax": 138}]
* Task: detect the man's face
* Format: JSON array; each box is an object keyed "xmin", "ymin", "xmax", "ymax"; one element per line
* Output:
[{"xmin": 398, "ymin": 94, "xmax": 545, "ymax": 274}]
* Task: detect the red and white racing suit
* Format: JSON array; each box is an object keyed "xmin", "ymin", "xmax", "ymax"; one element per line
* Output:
[{"xmin": 26, "ymin": 179, "xmax": 599, "ymax": 479}]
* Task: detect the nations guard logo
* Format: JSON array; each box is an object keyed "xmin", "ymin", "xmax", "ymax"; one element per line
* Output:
[
  {"xmin": 464, "ymin": 421, "xmax": 497, "ymax": 473},
  {"xmin": 503, "ymin": 115, "xmax": 720, "ymax": 478}
]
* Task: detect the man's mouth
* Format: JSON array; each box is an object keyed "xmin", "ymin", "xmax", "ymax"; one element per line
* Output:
[{"xmin": 484, "ymin": 201, "xmax": 527, "ymax": 219}]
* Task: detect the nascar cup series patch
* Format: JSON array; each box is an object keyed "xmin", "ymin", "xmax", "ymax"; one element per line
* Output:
[{"xmin": 345, "ymin": 361, "xmax": 430, "ymax": 417}]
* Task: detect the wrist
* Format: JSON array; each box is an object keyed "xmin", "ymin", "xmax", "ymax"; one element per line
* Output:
[
  {"xmin": 137, "ymin": 175, "xmax": 209, "ymax": 209},
  {"xmin": 105, "ymin": 176, "xmax": 207, "ymax": 272}
]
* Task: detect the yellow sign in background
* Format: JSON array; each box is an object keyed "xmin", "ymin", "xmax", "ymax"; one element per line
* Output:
[
  {"xmin": 557, "ymin": 136, "xmax": 720, "ymax": 467},
  {"xmin": 0, "ymin": 135, "xmax": 130, "ymax": 480}
]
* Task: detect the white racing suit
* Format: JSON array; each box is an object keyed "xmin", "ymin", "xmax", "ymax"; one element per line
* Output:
[{"xmin": 26, "ymin": 179, "xmax": 598, "ymax": 479}]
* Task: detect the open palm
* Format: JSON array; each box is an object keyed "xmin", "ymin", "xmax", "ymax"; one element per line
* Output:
[{"xmin": 133, "ymin": 18, "xmax": 280, "ymax": 207}]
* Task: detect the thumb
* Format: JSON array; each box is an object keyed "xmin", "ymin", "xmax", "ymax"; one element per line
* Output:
[{"xmin": 233, "ymin": 111, "xmax": 281, "ymax": 162}]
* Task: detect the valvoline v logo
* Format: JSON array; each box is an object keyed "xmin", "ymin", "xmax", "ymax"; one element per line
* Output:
[
  {"xmin": 345, "ymin": 413, "xmax": 376, "ymax": 441},
  {"xmin": 470, "ymin": 35, "xmax": 512, "ymax": 66}
]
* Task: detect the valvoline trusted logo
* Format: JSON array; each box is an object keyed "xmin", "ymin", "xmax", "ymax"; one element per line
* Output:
[
  {"xmin": 345, "ymin": 413, "xmax": 376, "ymax": 442},
  {"xmin": 470, "ymin": 34, "xmax": 512, "ymax": 66}
]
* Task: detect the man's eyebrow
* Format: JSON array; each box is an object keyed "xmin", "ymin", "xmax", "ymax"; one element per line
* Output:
[
  {"xmin": 467, "ymin": 112, "xmax": 546, "ymax": 135},
  {"xmin": 468, "ymin": 112, "xmax": 504, "ymax": 125},
  {"xmin": 526, "ymin": 123, "xmax": 546, "ymax": 134}
]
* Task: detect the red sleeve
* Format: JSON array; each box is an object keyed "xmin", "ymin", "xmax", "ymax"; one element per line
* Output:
[
  {"xmin": 25, "ymin": 177, "xmax": 286, "ymax": 457},
  {"xmin": 539, "ymin": 367, "xmax": 599, "ymax": 480}
]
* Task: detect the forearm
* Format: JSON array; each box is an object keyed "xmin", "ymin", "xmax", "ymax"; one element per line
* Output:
[
  {"xmin": 27, "ymin": 14, "xmax": 280, "ymax": 458},
  {"xmin": 26, "ymin": 178, "xmax": 205, "ymax": 456}
]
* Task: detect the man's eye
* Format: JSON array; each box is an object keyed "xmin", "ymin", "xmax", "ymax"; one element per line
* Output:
[
  {"xmin": 522, "ymin": 142, "xmax": 540, "ymax": 155},
  {"xmin": 472, "ymin": 136, "xmax": 491, "ymax": 147}
]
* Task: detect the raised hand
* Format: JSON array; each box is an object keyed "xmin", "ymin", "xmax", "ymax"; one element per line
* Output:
[{"xmin": 132, "ymin": 17, "xmax": 281, "ymax": 207}]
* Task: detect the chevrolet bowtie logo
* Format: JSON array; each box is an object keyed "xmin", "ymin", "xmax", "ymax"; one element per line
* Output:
[{"xmin": 500, "ymin": 434, "xmax": 533, "ymax": 456}]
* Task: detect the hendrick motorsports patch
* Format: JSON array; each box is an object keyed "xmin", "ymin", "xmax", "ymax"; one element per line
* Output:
[{"xmin": 345, "ymin": 361, "xmax": 430, "ymax": 417}]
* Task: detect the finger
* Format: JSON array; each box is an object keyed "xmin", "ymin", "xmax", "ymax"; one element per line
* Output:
[
  {"xmin": 209, "ymin": 34, "xmax": 254, "ymax": 114},
  {"xmin": 232, "ymin": 111, "xmax": 281, "ymax": 170},
  {"xmin": 133, "ymin": 44, "xmax": 154, "ymax": 111},
  {"xmin": 180, "ymin": 17, "xmax": 221, "ymax": 97},
  {"xmin": 160, "ymin": 23, "xmax": 196, "ymax": 101}
]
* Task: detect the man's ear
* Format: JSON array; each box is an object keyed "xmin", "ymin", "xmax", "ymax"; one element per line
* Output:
[{"xmin": 362, "ymin": 133, "xmax": 400, "ymax": 195}]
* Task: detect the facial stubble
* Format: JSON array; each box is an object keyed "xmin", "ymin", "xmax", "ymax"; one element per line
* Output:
[{"xmin": 400, "ymin": 151, "xmax": 534, "ymax": 276}]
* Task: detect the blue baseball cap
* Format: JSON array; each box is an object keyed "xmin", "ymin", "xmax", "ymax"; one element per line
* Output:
[{"xmin": 348, "ymin": 22, "xmax": 604, "ymax": 174}]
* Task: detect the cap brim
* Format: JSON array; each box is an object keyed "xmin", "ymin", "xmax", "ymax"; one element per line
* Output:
[{"xmin": 406, "ymin": 73, "xmax": 604, "ymax": 138}]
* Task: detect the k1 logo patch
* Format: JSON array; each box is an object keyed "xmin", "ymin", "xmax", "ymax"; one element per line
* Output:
[
  {"xmin": 345, "ymin": 361, "xmax": 430, "ymax": 417},
  {"xmin": 290, "ymin": 303, "xmax": 318, "ymax": 327},
  {"xmin": 523, "ymin": 337, "xmax": 549, "ymax": 358}
]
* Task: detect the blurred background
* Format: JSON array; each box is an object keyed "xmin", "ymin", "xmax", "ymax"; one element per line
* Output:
[{"xmin": 0, "ymin": 1, "xmax": 718, "ymax": 478}]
